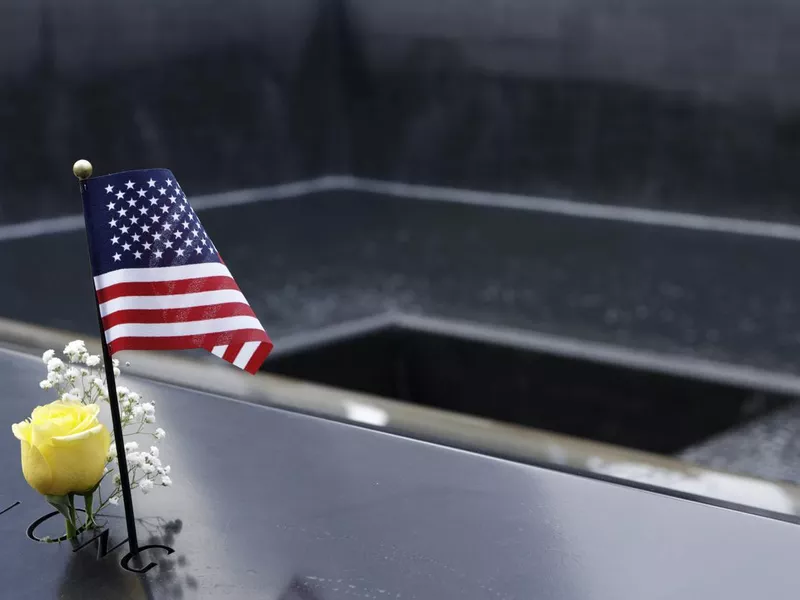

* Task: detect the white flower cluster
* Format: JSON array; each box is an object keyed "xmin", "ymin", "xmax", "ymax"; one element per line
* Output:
[
  {"xmin": 39, "ymin": 340, "xmax": 112, "ymax": 403},
  {"xmin": 38, "ymin": 340, "xmax": 173, "ymax": 510},
  {"xmin": 111, "ymin": 441, "xmax": 172, "ymax": 497}
]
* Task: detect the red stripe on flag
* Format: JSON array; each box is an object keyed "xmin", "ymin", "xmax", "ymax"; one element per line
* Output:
[
  {"xmin": 108, "ymin": 329, "xmax": 269, "ymax": 354},
  {"xmin": 101, "ymin": 303, "xmax": 256, "ymax": 329},
  {"xmin": 222, "ymin": 343, "xmax": 244, "ymax": 362},
  {"xmin": 244, "ymin": 341, "xmax": 274, "ymax": 374},
  {"xmin": 96, "ymin": 276, "xmax": 239, "ymax": 303}
]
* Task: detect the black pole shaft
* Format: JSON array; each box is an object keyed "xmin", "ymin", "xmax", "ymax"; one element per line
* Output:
[{"xmin": 79, "ymin": 179, "xmax": 140, "ymax": 555}]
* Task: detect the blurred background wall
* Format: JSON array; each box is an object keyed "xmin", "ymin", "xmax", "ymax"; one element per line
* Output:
[{"xmin": 2, "ymin": 0, "xmax": 800, "ymax": 223}]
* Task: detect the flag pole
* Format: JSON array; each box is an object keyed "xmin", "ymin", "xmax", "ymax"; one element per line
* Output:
[{"xmin": 73, "ymin": 159, "xmax": 141, "ymax": 556}]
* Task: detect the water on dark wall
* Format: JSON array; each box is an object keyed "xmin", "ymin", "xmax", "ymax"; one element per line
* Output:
[
  {"xmin": 0, "ymin": 0, "xmax": 343, "ymax": 223},
  {"xmin": 2, "ymin": 0, "xmax": 800, "ymax": 223}
]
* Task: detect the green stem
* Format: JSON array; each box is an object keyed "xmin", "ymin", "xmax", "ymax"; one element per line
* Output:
[
  {"xmin": 64, "ymin": 519, "xmax": 76, "ymax": 539},
  {"xmin": 66, "ymin": 494, "xmax": 77, "ymax": 539},
  {"xmin": 47, "ymin": 494, "xmax": 78, "ymax": 540},
  {"xmin": 83, "ymin": 492, "xmax": 96, "ymax": 529}
]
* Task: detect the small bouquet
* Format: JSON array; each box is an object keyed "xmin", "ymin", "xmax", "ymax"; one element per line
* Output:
[{"xmin": 11, "ymin": 340, "xmax": 171, "ymax": 541}]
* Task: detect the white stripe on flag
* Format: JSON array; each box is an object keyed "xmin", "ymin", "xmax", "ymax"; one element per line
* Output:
[
  {"xmin": 104, "ymin": 316, "xmax": 265, "ymax": 343},
  {"xmin": 233, "ymin": 341, "xmax": 261, "ymax": 368},
  {"xmin": 99, "ymin": 289, "xmax": 250, "ymax": 317},
  {"xmin": 94, "ymin": 262, "xmax": 234, "ymax": 290},
  {"xmin": 211, "ymin": 345, "xmax": 227, "ymax": 357}
]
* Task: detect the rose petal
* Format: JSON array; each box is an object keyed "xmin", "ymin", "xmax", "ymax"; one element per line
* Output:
[
  {"xmin": 11, "ymin": 421, "xmax": 31, "ymax": 443},
  {"xmin": 40, "ymin": 425, "xmax": 110, "ymax": 495},
  {"xmin": 19, "ymin": 440, "xmax": 54, "ymax": 495}
]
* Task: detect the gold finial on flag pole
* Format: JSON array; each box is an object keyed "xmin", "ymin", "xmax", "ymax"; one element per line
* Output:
[{"xmin": 72, "ymin": 159, "xmax": 93, "ymax": 180}]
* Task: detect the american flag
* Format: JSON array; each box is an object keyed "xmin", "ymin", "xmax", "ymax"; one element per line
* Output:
[{"xmin": 81, "ymin": 168, "xmax": 272, "ymax": 374}]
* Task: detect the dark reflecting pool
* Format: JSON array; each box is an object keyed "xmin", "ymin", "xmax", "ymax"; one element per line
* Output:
[{"xmin": 263, "ymin": 320, "xmax": 791, "ymax": 455}]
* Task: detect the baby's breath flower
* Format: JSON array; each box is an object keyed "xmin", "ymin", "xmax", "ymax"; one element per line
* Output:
[
  {"xmin": 80, "ymin": 368, "xmax": 89, "ymax": 376},
  {"xmin": 141, "ymin": 402, "xmax": 155, "ymax": 415},
  {"xmin": 113, "ymin": 367, "xmax": 121, "ymax": 377},
  {"xmin": 128, "ymin": 392, "xmax": 141, "ymax": 404},
  {"xmin": 112, "ymin": 358, "xmax": 120, "ymax": 368},
  {"xmin": 47, "ymin": 358, "xmax": 64, "ymax": 372},
  {"xmin": 64, "ymin": 340, "xmax": 84, "ymax": 353},
  {"xmin": 68, "ymin": 387, "xmax": 81, "ymax": 397},
  {"xmin": 124, "ymin": 441, "xmax": 138, "ymax": 452},
  {"xmin": 141, "ymin": 463, "xmax": 156, "ymax": 475},
  {"xmin": 107, "ymin": 443, "xmax": 117, "ymax": 460},
  {"xmin": 39, "ymin": 380, "xmax": 53, "ymax": 390},
  {"xmin": 163, "ymin": 465, "xmax": 171, "ymax": 475},
  {"xmin": 108, "ymin": 496, "xmax": 119, "ymax": 506},
  {"xmin": 154, "ymin": 428, "xmax": 166, "ymax": 440},
  {"xmin": 144, "ymin": 415, "xmax": 156, "ymax": 424},
  {"xmin": 161, "ymin": 475, "xmax": 172, "ymax": 487},
  {"xmin": 132, "ymin": 406, "xmax": 145, "ymax": 418},
  {"xmin": 60, "ymin": 392, "xmax": 80, "ymax": 403},
  {"xmin": 143, "ymin": 450, "xmax": 161, "ymax": 465},
  {"xmin": 127, "ymin": 452, "xmax": 143, "ymax": 466},
  {"xmin": 113, "ymin": 474, "xmax": 122, "ymax": 486},
  {"xmin": 140, "ymin": 479, "xmax": 154, "ymax": 494},
  {"xmin": 47, "ymin": 371, "xmax": 63, "ymax": 384},
  {"xmin": 65, "ymin": 367, "xmax": 80, "ymax": 381},
  {"xmin": 63, "ymin": 339, "xmax": 87, "ymax": 358},
  {"xmin": 116, "ymin": 386, "xmax": 129, "ymax": 398},
  {"xmin": 42, "ymin": 349, "xmax": 55, "ymax": 364},
  {"xmin": 85, "ymin": 355, "xmax": 101, "ymax": 367}
]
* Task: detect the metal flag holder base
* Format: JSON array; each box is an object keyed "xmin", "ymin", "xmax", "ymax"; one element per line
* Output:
[{"xmin": 73, "ymin": 159, "xmax": 174, "ymax": 574}]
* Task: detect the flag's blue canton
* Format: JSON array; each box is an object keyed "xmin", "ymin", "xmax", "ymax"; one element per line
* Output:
[{"xmin": 83, "ymin": 169, "xmax": 220, "ymax": 277}]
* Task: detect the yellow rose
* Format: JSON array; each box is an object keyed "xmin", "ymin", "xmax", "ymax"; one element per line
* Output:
[{"xmin": 12, "ymin": 401, "xmax": 111, "ymax": 496}]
